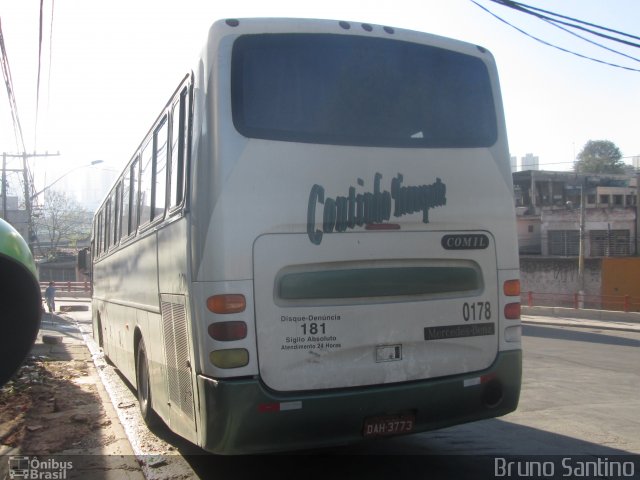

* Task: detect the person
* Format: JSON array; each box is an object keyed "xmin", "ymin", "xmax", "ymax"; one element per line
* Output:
[{"xmin": 44, "ymin": 281, "xmax": 56, "ymax": 313}]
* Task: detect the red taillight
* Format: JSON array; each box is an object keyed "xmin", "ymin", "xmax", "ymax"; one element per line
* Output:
[
  {"xmin": 208, "ymin": 321, "xmax": 247, "ymax": 341},
  {"xmin": 504, "ymin": 302, "xmax": 521, "ymax": 320},
  {"xmin": 207, "ymin": 294, "xmax": 246, "ymax": 314},
  {"xmin": 503, "ymin": 279, "xmax": 520, "ymax": 296},
  {"xmin": 258, "ymin": 403, "xmax": 280, "ymax": 413}
]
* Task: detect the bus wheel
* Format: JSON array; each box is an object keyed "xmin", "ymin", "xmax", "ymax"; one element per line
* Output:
[{"xmin": 136, "ymin": 338, "xmax": 160, "ymax": 427}]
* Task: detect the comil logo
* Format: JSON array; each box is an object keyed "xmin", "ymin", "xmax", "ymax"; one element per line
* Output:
[
  {"xmin": 8, "ymin": 456, "xmax": 73, "ymax": 479},
  {"xmin": 441, "ymin": 234, "xmax": 489, "ymax": 250}
]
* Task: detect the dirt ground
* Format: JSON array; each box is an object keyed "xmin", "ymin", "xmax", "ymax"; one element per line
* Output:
[{"xmin": 0, "ymin": 354, "xmax": 113, "ymax": 455}]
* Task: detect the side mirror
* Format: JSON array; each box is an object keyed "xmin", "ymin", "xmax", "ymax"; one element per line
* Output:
[{"xmin": 77, "ymin": 247, "xmax": 91, "ymax": 274}]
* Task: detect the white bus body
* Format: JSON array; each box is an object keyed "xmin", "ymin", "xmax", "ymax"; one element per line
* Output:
[{"xmin": 92, "ymin": 18, "xmax": 521, "ymax": 454}]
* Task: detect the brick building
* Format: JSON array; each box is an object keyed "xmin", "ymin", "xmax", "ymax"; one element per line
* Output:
[{"xmin": 513, "ymin": 170, "xmax": 637, "ymax": 257}]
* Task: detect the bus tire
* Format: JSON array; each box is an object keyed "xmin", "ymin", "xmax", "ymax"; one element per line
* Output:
[{"xmin": 136, "ymin": 338, "xmax": 160, "ymax": 427}]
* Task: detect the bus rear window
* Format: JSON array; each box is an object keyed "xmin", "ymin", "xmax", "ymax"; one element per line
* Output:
[
  {"xmin": 231, "ymin": 33, "xmax": 497, "ymax": 148},
  {"xmin": 277, "ymin": 264, "xmax": 482, "ymax": 301}
]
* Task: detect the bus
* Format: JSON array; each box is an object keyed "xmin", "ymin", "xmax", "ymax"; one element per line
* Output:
[
  {"xmin": 91, "ymin": 18, "xmax": 522, "ymax": 454},
  {"xmin": 0, "ymin": 218, "xmax": 41, "ymax": 386}
]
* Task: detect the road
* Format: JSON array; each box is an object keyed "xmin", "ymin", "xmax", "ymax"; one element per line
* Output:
[{"xmin": 65, "ymin": 306, "xmax": 640, "ymax": 479}]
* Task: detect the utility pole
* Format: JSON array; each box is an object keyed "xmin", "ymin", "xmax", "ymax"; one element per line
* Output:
[
  {"xmin": 636, "ymin": 171, "xmax": 640, "ymax": 256},
  {"xmin": 1, "ymin": 153, "xmax": 26, "ymax": 221},
  {"xmin": 578, "ymin": 175, "xmax": 586, "ymax": 308},
  {"xmin": 2, "ymin": 151, "xmax": 61, "ymax": 251},
  {"xmin": 22, "ymin": 152, "xmax": 33, "ymax": 250}
]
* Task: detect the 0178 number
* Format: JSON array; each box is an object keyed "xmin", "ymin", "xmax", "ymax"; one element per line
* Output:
[{"xmin": 463, "ymin": 302, "xmax": 491, "ymax": 321}]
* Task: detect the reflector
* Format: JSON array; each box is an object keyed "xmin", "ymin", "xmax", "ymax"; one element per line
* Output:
[
  {"xmin": 504, "ymin": 302, "xmax": 521, "ymax": 319},
  {"xmin": 208, "ymin": 321, "xmax": 247, "ymax": 341},
  {"xmin": 209, "ymin": 349, "xmax": 249, "ymax": 368}
]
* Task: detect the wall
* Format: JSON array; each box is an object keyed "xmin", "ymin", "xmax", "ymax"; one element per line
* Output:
[
  {"xmin": 516, "ymin": 216, "xmax": 541, "ymax": 254},
  {"xmin": 520, "ymin": 257, "xmax": 601, "ymax": 307},
  {"xmin": 601, "ymin": 257, "xmax": 640, "ymax": 311}
]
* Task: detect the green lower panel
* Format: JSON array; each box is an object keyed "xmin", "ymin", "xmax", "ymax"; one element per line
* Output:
[{"xmin": 198, "ymin": 349, "xmax": 521, "ymax": 454}]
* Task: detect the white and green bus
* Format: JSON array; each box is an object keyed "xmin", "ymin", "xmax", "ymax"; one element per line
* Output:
[{"xmin": 91, "ymin": 18, "xmax": 522, "ymax": 454}]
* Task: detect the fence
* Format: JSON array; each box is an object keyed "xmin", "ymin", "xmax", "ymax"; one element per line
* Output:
[
  {"xmin": 40, "ymin": 281, "xmax": 91, "ymax": 298},
  {"xmin": 522, "ymin": 291, "xmax": 640, "ymax": 313}
]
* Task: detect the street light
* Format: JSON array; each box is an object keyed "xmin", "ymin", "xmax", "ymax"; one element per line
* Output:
[{"xmin": 30, "ymin": 160, "xmax": 104, "ymax": 202}]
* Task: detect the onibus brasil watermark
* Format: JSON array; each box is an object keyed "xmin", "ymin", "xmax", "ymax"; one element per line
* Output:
[
  {"xmin": 8, "ymin": 456, "xmax": 73, "ymax": 479},
  {"xmin": 495, "ymin": 456, "xmax": 636, "ymax": 478}
]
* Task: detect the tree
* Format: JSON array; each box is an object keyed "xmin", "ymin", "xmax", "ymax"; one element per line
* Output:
[
  {"xmin": 573, "ymin": 140, "xmax": 624, "ymax": 174},
  {"xmin": 32, "ymin": 190, "xmax": 92, "ymax": 258}
]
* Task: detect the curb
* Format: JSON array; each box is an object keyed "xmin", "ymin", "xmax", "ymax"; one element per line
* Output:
[
  {"xmin": 60, "ymin": 305, "xmax": 90, "ymax": 312},
  {"xmin": 521, "ymin": 318, "xmax": 640, "ymax": 334},
  {"xmin": 522, "ymin": 306, "xmax": 640, "ymax": 324}
]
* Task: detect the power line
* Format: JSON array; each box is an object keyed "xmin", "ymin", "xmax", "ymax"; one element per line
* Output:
[
  {"xmin": 0, "ymin": 18, "xmax": 26, "ymax": 152},
  {"xmin": 34, "ymin": 1, "xmax": 55, "ymax": 151},
  {"xmin": 35, "ymin": 0, "xmax": 44, "ymax": 149},
  {"xmin": 470, "ymin": 0, "xmax": 640, "ymax": 72},
  {"xmin": 491, "ymin": 0, "xmax": 640, "ymax": 46},
  {"xmin": 47, "ymin": 0, "xmax": 55, "ymax": 112},
  {"xmin": 537, "ymin": 14, "xmax": 640, "ymax": 65}
]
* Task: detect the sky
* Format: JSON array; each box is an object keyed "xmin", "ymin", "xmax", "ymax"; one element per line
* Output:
[{"xmin": 0, "ymin": 0, "xmax": 638, "ymax": 209}]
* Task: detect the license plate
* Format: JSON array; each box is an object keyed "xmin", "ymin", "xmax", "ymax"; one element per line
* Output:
[{"xmin": 362, "ymin": 414, "xmax": 415, "ymax": 438}]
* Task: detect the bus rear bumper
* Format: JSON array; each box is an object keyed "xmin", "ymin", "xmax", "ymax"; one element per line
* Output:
[{"xmin": 197, "ymin": 349, "xmax": 521, "ymax": 455}]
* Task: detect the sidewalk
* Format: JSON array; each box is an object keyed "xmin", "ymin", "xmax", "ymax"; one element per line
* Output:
[
  {"xmin": 0, "ymin": 307, "xmax": 145, "ymax": 479},
  {"xmin": 521, "ymin": 305, "xmax": 640, "ymax": 333}
]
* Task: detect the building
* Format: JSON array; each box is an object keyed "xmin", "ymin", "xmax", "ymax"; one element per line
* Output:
[
  {"xmin": 0, "ymin": 196, "xmax": 29, "ymax": 241},
  {"xmin": 1, "ymin": 195, "xmax": 91, "ymax": 282},
  {"xmin": 513, "ymin": 170, "xmax": 637, "ymax": 257},
  {"xmin": 510, "ymin": 155, "xmax": 518, "ymax": 173},
  {"xmin": 36, "ymin": 248, "xmax": 91, "ymax": 283},
  {"xmin": 520, "ymin": 153, "xmax": 539, "ymax": 171},
  {"xmin": 74, "ymin": 168, "xmax": 119, "ymax": 211}
]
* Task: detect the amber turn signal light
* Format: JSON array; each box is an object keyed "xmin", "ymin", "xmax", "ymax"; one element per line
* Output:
[
  {"xmin": 207, "ymin": 294, "xmax": 246, "ymax": 314},
  {"xmin": 503, "ymin": 279, "xmax": 520, "ymax": 297}
]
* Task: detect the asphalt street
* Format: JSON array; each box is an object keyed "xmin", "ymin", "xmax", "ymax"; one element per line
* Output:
[{"xmin": 32, "ymin": 300, "xmax": 640, "ymax": 480}]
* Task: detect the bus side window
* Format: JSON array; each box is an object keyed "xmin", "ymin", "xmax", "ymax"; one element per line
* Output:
[
  {"xmin": 153, "ymin": 116, "xmax": 168, "ymax": 220},
  {"xmin": 140, "ymin": 142, "xmax": 153, "ymax": 225},
  {"xmin": 169, "ymin": 87, "xmax": 188, "ymax": 209},
  {"xmin": 96, "ymin": 212, "xmax": 103, "ymax": 257},
  {"xmin": 122, "ymin": 169, "xmax": 130, "ymax": 238},
  {"xmin": 104, "ymin": 199, "xmax": 111, "ymax": 253},
  {"xmin": 130, "ymin": 157, "xmax": 140, "ymax": 232},
  {"xmin": 109, "ymin": 188, "xmax": 118, "ymax": 248},
  {"xmin": 114, "ymin": 181, "xmax": 122, "ymax": 245}
]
